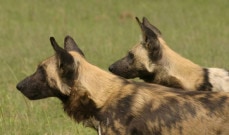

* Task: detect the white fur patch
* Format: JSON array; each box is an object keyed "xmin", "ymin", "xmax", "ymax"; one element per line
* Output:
[
  {"xmin": 208, "ymin": 68, "xmax": 229, "ymax": 92},
  {"xmin": 132, "ymin": 44, "xmax": 156, "ymax": 72}
]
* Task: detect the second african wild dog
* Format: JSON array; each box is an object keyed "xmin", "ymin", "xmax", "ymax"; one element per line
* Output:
[
  {"xmin": 16, "ymin": 35, "xmax": 229, "ymax": 135},
  {"xmin": 109, "ymin": 17, "xmax": 229, "ymax": 92}
]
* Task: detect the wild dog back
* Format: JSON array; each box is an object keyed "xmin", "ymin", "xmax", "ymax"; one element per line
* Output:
[{"xmin": 97, "ymin": 82, "xmax": 229, "ymax": 135}]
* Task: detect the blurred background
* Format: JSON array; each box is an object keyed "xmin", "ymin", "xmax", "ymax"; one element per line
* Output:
[{"xmin": 0, "ymin": 0, "xmax": 228, "ymax": 134}]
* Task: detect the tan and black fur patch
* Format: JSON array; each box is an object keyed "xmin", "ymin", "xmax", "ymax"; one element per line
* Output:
[{"xmin": 17, "ymin": 36, "xmax": 229, "ymax": 135}]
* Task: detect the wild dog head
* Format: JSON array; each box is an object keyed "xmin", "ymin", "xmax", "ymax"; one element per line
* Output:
[
  {"xmin": 16, "ymin": 36, "xmax": 84, "ymax": 101},
  {"xmin": 109, "ymin": 17, "xmax": 164, "ymax": 81}
]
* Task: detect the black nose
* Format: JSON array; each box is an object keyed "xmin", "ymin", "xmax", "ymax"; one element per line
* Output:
[
  {"xmin": 108, "ymin": 65, "xmax": 114, "ymax": 72},
  {"xmin": 16, "ymin": 82, "xmax": 23, "ymax": 90}
]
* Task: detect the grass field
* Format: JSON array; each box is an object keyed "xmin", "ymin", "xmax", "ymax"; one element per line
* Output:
[{"xmin": 0, "ymin": 0, "xmax": 228, "ymax": 134}]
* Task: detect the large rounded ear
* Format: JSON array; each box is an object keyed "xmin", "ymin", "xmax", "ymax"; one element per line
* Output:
[
  {"xmin": 136, "ymin": 17, "xmax": 158, "ymax": 41},
  {"xmin": 142, "ymin": 17, "xmax": 161, "ymax": 36},
  {"xmin": 50, "ymin": 37, "xmax": 76, "ymax": 83},
  {"xmin": 135, "ymin": 17, "xmax": 162, "ymax": 61},
  {"xmin": 64, "ymin": 35, "xmax": 85, "ymax": 57}
]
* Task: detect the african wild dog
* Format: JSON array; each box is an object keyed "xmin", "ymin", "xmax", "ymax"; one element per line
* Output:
[
  {"xmin": 16, "ymin": 36, "xmax": 229, "ymax": 135},
  {"xmin": 109, "ymin": 17, "xmax": 229, "ymax": 92}
]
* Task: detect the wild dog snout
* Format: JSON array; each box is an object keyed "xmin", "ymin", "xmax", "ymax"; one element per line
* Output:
[
  {"xmin": 108, "ymin": 64, "xmax": 114, "ymax": 72},
  {"xmin": 16, "ymin": 76, "xmax": 31, "ymax": 92},
  {"xmin": 16, "ymin": 81, "xmax": 23, "ymax": 91}
]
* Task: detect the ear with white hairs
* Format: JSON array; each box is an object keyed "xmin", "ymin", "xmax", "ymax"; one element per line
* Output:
[
  {"xmin": 50, "ymin": 37, "xmax": 77, "ymax": 85},
  {"xmin": 136, "ymin": 17, "xmax": 162, "ymax": 61}
]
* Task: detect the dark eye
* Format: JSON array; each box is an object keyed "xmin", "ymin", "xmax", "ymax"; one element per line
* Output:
[
  {"xmin": 37, "ymin": 66, "xmax": 45, "ymax": 73},
  {"xmin": 128, "ymin": 52, "xmax": 134, "ymax": 59},
  {"xmin": 36, "ymin": 66, "xmax": 46, "ymax": 82},
  {"xmin": 127, "ymin": 52, "xmax": 134, "ymax": 64}
]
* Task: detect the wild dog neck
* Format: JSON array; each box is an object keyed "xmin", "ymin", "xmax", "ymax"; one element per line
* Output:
[
  {"xmin": 156, "ymin": 41, "xmax": 203, "ymax": 90},
  {"xmin": 63, "ymin": 52, "xmax": 130, "ymax": 124},
  {"xmin": 146, "ymin": 39, "xmax": 203, "ymax": 90},
  {"xmin": 71, "ymin": 52, "xmax": 129, "ymax": 108}
]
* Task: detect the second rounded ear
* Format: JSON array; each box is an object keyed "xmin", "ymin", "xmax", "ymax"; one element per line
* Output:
[{"xmin": 64, "ymin": 35, "xmax": 85, "ymax": 57}]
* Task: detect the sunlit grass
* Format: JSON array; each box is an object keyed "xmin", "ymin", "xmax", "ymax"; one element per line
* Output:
[{"xmin": 0, "ymin": 0, "xmax": 228, "ymax": 134}]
